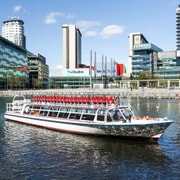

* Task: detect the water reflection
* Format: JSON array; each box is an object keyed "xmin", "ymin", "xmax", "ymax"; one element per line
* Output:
[{"xmin": 1, "ymin": 120, "xmax": 178, "ymax": 179}]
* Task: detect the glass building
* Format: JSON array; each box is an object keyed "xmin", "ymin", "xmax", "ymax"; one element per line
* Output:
[
  {"xmin": 132, "ymin": 43, "xmax": 163, "ymax": 77},
  {"xmin": 49, "ymin": 76, "xmax": 90, "ymax": 89},
  {"xmin": 128, "ymin": 33, "xmax": 163, "ymax": 78},
  {"xmin": 176, "ymin": 5, "xmax": 180, "ymax": 50},
  {"xmin": 28, "ymin": 53, "xmax": 49, "ymax": 89},
  {"xmin": 0, "ymin": 36, "xmax": 28, "ymax": 89},
  {"xmin": 49, "ymin": 68, "xmax": 92, "ymax": 89},
  {"xmin": 129, "ymin": 32, "xmax": 180, "ymax": 79},
  {"xmin": 154, "ymin": 51, "xmax": 180, "ymax": 79}
]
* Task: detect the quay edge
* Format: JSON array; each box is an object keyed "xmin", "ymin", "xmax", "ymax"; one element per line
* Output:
[{"xmin": 0, "ymin": 88, "xmax": 180, "ymax": 99}]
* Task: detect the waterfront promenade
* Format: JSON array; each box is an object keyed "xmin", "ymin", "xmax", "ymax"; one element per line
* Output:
[{"xmin": 1, "ymin": 87, "xmax": 180, "ymax": 99}]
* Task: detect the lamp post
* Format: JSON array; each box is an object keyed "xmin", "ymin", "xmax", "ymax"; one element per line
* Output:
[
  {"xmin": 90, "ymin": 50, "xmax": 92, "ymax": 89},
  {"xmin": 6, "ymin": 71, "xmax": 9, "ymax": 90}
]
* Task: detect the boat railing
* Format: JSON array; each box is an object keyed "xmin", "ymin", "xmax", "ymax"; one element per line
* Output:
[
  {"xmin": 6, "ymin": 95, "xmax": 32, "ymax": 113},
  {"xmin": 6, "ymin": 102, "xmax": 23, "ymax": 113},
  {"xmin": 6, "ymin": 103, "xmax": 13, "ymax": 112}
]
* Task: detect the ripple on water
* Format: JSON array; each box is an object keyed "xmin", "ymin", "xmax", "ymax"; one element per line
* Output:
[{"xmin": 0, "ymin": 97, "xmax": 180, "ymax": 179}]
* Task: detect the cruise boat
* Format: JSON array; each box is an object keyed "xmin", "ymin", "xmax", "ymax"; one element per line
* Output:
[{"xmin": 4, "ymin": 95, "xmax": 173, "ymax": 142}]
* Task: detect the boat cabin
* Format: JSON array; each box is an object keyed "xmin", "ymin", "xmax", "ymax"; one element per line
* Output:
[{"xmin": 23, "ymin": 104, "xmax": 134, "ymax": 123}]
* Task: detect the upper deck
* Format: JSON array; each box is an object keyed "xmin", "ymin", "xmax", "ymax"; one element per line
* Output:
[{"xmin": 5, "ymin": 95, "xmax": 134, "ymax": 123}]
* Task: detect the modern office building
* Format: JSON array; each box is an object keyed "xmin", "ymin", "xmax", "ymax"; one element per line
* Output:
[
  {"xmin": 128, "ymin": 32, "xmax": 163, "ymax": 78},
  {"xmin": 176, "ymin": 5, "xmax": 180, "ymax": 50},
  {"xmin": 129, "ymin": 32, "xmax": 180, "ymax": 79},
  {"xmin": 154, "ymin": 51, "xmax": 180, "ymax": 79},
  {"xmin": 2, "ymin": 17, "xmax": 26, "ymax": 49},
  {"xmin": 62, "ymin": 24, "xmax": 82, "ymax": 69},
  {"xmin": 0, "ymin": 36, "xmax": 28, "ymax": 89},
  {"xmin": 0, "ymin": 17, "xmax": 50, "ymax": 89},
  {"xmin": 28, "ymin": 53, "xmax": 49, "ymax": 89},
  {"xmin": 49, "ymin": 68, "xmax": 93, "ymax": 88}
]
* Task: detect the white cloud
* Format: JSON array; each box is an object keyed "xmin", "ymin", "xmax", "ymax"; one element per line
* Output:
[
  {"xmin": 45, "ymin": 12, "xmax": 75, "ymax": 24},
  {"xmin": 76, "ymin": 20, "xmax": 100, "ymax": 37},
  {"xmin": 45, "ymin": 12, "xmax": 63, "ymax": 24},
  {"xmin": 76, "ymin": 21, "xmax": 125, "ymax": 39},
  {"xmin": 13, "ymin": 5, "xmax": 22, "ymax": 13},
  {"xmin": 100, "ymin": 25, "xmax": 125, "ymax": 39}
]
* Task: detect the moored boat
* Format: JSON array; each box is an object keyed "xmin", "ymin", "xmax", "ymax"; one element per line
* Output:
[{"xmin": 4, "ymin": 95, "xmax": 173, "ymax": 142}]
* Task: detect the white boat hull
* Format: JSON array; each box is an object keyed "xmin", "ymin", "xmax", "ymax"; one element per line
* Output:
[
  {"xmin": 4, "ymin": 113, "xmax": 105, "ymax": 135},
  {"xmin": 4, "ymin": 112, "xmax": 172, "ymax": 141}
]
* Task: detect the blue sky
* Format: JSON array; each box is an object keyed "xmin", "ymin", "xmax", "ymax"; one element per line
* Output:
[{"xmin": 1, "ymin": 0, "xmax": 179, "ymax": 76}]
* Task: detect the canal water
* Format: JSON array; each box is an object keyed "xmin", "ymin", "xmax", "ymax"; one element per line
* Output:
[{"xmin": 0, "ymin": 97, "xmax": 179, "ymax": 179}]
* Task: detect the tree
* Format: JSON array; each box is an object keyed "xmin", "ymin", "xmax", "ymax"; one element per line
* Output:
[
  {"xmin": 8, "ymin": 73, "xmax": 15, "ymax": 89},
  {"xmin": 137, "ymin": 72, "xmax": 147, "ymax": 80},
  {"xmin": 109, "ymin": 77, "xmax": 114, "ymax": 83},
  {"xmin": 130, "ymin": 73, "xmax": 133, "ymax": 80},
  {"xmin": 33, "ymin": 78, "xmax": 42, "ymax": 89},
  {"xmin": 15, "ymin": 77, "xmax": 22, "ymax": 89}
]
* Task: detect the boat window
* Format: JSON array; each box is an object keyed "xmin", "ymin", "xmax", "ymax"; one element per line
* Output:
[
  {"xmin": 120, "ymin": 107, "xmax": 133, "ymax": 120},
  {"xmin": 48, "ymin": 111, "xmax": 58, "ymax": 117},
  {"xmin": 97, "ymin": 114, "xmax": 105, "ymax": 121},
  {"xmin": 39, "ymin": 106, "xmax": 49, "ymax": 116},
  {"xmin": 60, "ymin": 107, "xmax": 70, "ymax": 112},
  {"xmin": 50, "ymin": 106, "xmax": 59, "ymax": 111},
  {"xmin": 110, "ymin": 109, "xmax": 124, "ymax": 121},
  {"xmin": 80, "ymin": 108, "xmax": 96, "ymax": 121},
  {"xmin": 96, "ymin": 108, "xmax": 106, "ymax": 121},
  {"xmin": 57, "ymin": 107, "xmax": 70, "ymax": 118},
  {"xmin": 97, "ymin": 109, "xmax": 106, "ymax": 115},
  {"xmin": 71, "ymin": 108, "xmax": 83, "ymax": 113},
  {"xmin": 32, "ymin": 105, "xmax": 41, "ymax": 111},
  {"xmin": 81, "ymin": 114, "xmax": 95, "ymax": 121},
  {"xmin": 83, "ymin": 108, "xmax": 96, "ymax": 114},
  {"xmin": 48, "ymin": 106, "xmax": 59, "ymax": 117},
  {"xmin": 106, "ymin": 110, "xmax": 113, "ymax": 122},
  {"xmin": 69, "ymin": 113, "xmax": 81, "ymax": 120},
  {"xmin": 28, "ymin": 105, "xmax": 41, "ymax": 115},
  {"xmin": 58, "ymin": 112, "xmax": 69, "ymax": 119},
  {"xmin": 107, "ymin": 115, "xmax": 112, "ymax": 122}
]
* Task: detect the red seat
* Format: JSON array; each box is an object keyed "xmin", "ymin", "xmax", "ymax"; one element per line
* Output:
[
  {"xmin": 33, "ymin": 96, "xmax": 38, "ymax": 102},
  {"xmin": 92, "ymin": 96, "xmax": 98, "ymax": 104},
  {"xmin": 56, "ymin": 96, "xmax": 61, "ymax": 103},
  {"xmin": 78, "ymin": 96, "xmax": 83, "ymax": 104},
  {"xmin": 107, "ymin": 96, "xmax": 115, "ymax": 104}
]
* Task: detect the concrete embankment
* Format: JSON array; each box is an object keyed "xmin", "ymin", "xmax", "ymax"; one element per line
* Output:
[{"xmin": 1, "ymin": 88, "xmax": 180, "ymax": 99}]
